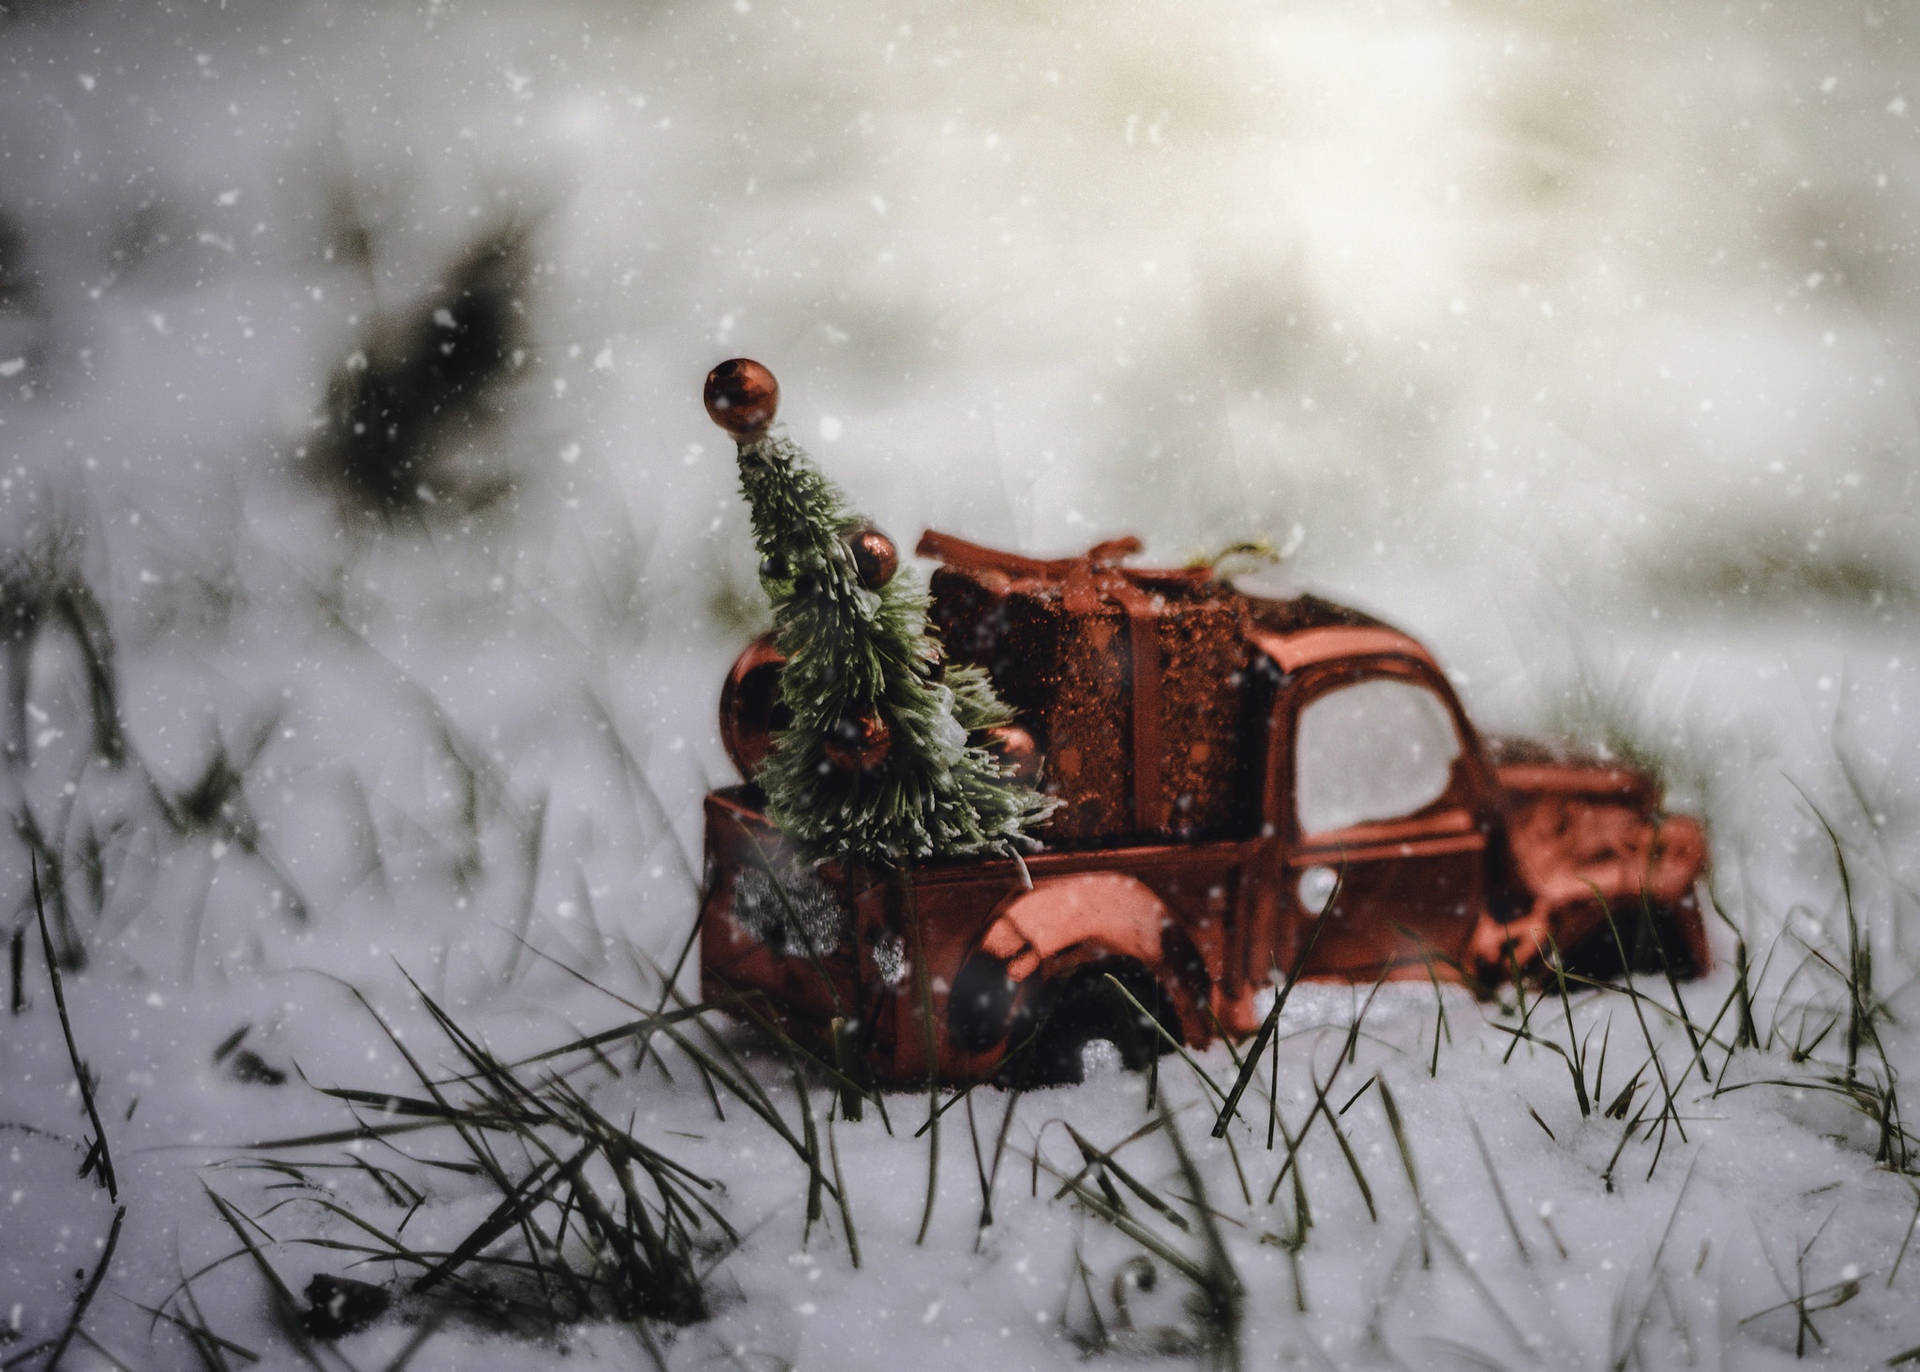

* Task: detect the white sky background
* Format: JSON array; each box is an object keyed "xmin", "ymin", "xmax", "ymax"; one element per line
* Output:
[
  {"xmin": 6, "ymin": 0, "xmax": 1917, "ymax": 625},
  {"xmin": 2, "ymin": 0, "xmax": 1915, "ymax": 967}
]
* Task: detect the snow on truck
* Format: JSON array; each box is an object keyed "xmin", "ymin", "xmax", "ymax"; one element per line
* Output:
[{"xmin": 698, "ymin": 531, "xmax": 1709, "ymax": 1088}]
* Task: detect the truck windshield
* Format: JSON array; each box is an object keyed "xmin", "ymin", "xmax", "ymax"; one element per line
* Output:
[{"xmin": 1295, "ymin": 675, "xmax": 1461, "ymax": 835}]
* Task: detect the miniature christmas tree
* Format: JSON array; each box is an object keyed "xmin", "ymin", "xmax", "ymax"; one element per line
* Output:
[{"xmin": 704, "ymin": 358, "xmax": 1055, "ymax": 866}]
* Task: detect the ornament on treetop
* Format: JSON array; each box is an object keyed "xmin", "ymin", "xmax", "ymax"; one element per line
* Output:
[{"xmin": 704, "ymin": 358, "xmax": 780, "ymax": 439}]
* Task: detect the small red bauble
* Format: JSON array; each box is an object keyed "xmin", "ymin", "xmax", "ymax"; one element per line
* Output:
[
  {"xmin": 823, "ymin": 712, "xmax": 892, "ymax": 773},
  {"xmin": 983, "ymin": 723, "xmax": 1041, "ymax": 782},
  {"xmin": 718, "ymin": 634, "xmax": 790, "ymax": 778},
  {"xmin": 704, "ymin": 358, "xmax": 780, "ymax": 438},
  {"xmin": 845, "ymin": 525, "xmax": 899, "ymax": 589}
]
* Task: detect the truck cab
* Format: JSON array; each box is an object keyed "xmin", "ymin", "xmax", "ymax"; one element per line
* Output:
[{"xmin": 699, "ymin": 563, "xmax": 1709, "ymax": 1086}]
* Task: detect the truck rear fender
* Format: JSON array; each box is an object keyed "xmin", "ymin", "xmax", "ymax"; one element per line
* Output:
[{"xmin": 947, "ymin": 872, "xmax": 1211, "ymax": 1055}]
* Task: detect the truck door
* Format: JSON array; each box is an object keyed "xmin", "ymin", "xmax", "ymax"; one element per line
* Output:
[{"xmin": 1278, "ymin": 663, "xmax": 1488, "ymax": 980}]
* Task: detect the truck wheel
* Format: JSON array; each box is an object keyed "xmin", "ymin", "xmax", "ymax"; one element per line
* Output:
[
  {"xmin": 1554, "ymin": 898, "xmax": 1706, "ymax": 981},
  {"xmin": 999, "ymin": 958, "xmax": 1181, "ymax": 1088},
  {"xmin": 948, "ymin": 951, "xmax": 1020, "ymax": 1055}
]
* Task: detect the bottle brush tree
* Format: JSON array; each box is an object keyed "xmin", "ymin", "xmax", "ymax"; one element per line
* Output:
[{"xmin": 703, "ymin": 358, "xmax": 1054, "ymax": 867}]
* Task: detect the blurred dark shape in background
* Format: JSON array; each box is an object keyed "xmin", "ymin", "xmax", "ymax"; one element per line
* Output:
[
  {"xmin": 305, "ymin": 218, "xmax": 537, "ymax": 520},
  {"xmin": 0, "ymin": 209, "xmax": 32, "ymax": 310},
  {"xmin": 0, "ymin": 0, "xmax": 81, "ymax": 26},
  {"xmin": 1641, "ymin": 519, "xmax": 1915, "ymax": 610},
  {"xmin": 0, "ymin": 514, "xmax": 122, "ymax": 771},
  {"xmin": 0, "ymin": 207, "xmax": 43, "ymax": 378}
]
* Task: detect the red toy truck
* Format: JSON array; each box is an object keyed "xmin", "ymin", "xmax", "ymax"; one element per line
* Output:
[{"xmin": 698, "ymin": 533, "xmax": 1709, "ymax": 1086}]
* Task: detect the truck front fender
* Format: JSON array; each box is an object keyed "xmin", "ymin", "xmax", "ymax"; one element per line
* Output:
[{"xmin": 1469, "ymin": 813, "xmax": 1711, "ymax": 981}]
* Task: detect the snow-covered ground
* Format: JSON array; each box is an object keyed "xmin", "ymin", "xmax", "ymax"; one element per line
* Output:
[{"xmin": 2, "ymin": 0, "xmax": 1917, "ymax": 1367}]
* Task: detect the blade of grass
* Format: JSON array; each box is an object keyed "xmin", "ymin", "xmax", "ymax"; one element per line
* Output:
[
  {"xmin": 1162, "ymin": 1101, "xmax": 1245, "ymax": 1371},
  {"xmin": 1376, "ymin": 1079, "xmax": 1427, "ymax": 1268},
  {"xmin": 1094, "ymin": 972, "xmax": 1228, "ymax": 1107},
  {"xmin": 1062, "ymin": 1122, "xmax": 1190, "ymax": 1233},
  {"xmin": 825, "ymin": 1100, "xmax": 861, "ymax": 1269},
  {"xmin": 976, "ymin": 1088, "xmax": 1021, "ymax": 1247},
  {"xmin": 412, "ymin": 1148, "xmax": 584, "ymax": 1295},
  {"xmin": 1212, "ymin": 895, "xmax": 1338, "ymax": 1137},
  {"xmin": 40, "ymin": 1203, "xmax": 126, "ymax": 1372},
  {"xmin": 202, "ymin": 1187, "xmax": 330, "ymax": 1372},
  {"xmin": 33, "ymin": 853, "xmax": 117, "ymax": 1201},
  {"xmin": 903, "ymin": 876, "xmax": 941, "ymax": 1246},
  {"xmin": 1888, "ymin": 1185, "xmax": 1920, "ymax": 1289},
  {"xmin": 1468, "ymin": 1118, "xmax": 1528, "ymax": 1263},
  {"xmin": 1545, "ymin": 939, "xmax": 1592, "ymax": 1117}
]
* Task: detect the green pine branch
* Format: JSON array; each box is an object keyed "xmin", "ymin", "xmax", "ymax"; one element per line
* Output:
[{"xmin": 736, "ymin": 431, "xmax": 1054, "ymax": 865}]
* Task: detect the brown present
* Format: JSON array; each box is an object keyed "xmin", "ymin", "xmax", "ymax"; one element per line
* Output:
[{"xmin": 920, "ymin": 531, "xmax": 1254, "ymax": 845}]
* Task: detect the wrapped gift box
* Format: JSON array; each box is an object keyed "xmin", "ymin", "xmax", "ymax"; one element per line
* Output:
[{"xmin": 920, "ymin": 531, "xmax": 1255, "ymax": 845}]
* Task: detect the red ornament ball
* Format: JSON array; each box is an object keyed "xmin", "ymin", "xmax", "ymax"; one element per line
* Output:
[
  {"xmin": 984, "ymin": 723, "xmax": 1041, "ymax": 782},
  {"xmin": 823, "ymin": 711, "xmax": 892, "ymax": 773},
  {"xmin": 704, "ymin": 358, "xmax": 780, "ymax": 438},
  {"xmin": 718, "ymin": 634, "xmax": 790, "ymax": 779},
  {"xmin": 845, "ymin": 525, "xmax": 899, "ymax": 589}
]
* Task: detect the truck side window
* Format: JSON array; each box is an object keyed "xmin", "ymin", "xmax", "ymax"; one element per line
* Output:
[{"xmin": 1295, "ymin": 676, "xmax": 1461, "ymax": 835}]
